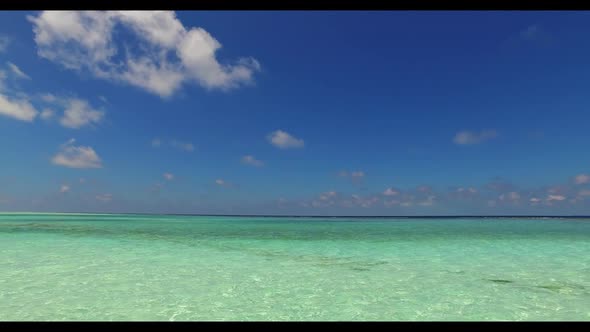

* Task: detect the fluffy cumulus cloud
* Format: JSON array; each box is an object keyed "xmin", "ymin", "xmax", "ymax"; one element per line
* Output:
[
  {"xmin": 51, "ymin": 138, "xmax": 103, "ymax": 168},
  {"xmin": 241, "ymin": 155, "xmax": 264, "ymax": 167},
  {"xmin": 34, "ymin": 94, "xmax": 104, "ymax": 128},
  {"xmin": 7, "ymin": 62, "xmax": 31, "ymax": 80},
  {"xmin": 453, "ymin": 130, "xmax": 498, "ymax": 145},
  {"xmin": 28, "ymin": 11, "xmax": 261, "ymax": 98},
  {"xmin": 267, "ymin": 130, "xmax": 304, "ymax": 149},
  {"xmin": 163, "ymin": 172, "xmax": 174, "ymax": 180},
  {"xmin": 0, "ymin": 93, "xmax": 38, "ymax": 121},
  {"xmin": 59, "ymin": 98, "xmax": 104, "ymax": 129},
  {"xmin": 59, "ymin": 184, "xmax": 70, "ymax": 193}
]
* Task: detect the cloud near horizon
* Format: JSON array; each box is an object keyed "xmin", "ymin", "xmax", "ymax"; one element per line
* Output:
[{"xmin": 287, "ymin": 172, "xmax": 590, "ymax": 213}]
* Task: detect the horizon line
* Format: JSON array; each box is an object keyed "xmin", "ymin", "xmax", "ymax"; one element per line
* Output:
[{"xmin": 1, "ymin": 211, "xmax": 590, "ymax": 219}]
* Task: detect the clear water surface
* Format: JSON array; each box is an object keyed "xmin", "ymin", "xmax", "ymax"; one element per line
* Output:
[{"xmin": 0, "ymin": 213, "xmax": 589, "ymax": 321}]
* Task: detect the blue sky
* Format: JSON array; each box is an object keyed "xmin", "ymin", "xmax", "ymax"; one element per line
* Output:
[{"xmin": 1, "ymin": 11, "xmax": 590, "ymax": 215}]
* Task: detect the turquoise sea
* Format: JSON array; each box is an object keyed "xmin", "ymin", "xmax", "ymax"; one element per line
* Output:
[{"xmin": 0, "ymin": 213, "xmax": 589, "ymax": 321}]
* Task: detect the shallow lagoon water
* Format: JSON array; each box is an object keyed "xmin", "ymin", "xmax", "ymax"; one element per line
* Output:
[{"xmin": 0, "ymin": 213, "xmax": 589, "ymax": 321}]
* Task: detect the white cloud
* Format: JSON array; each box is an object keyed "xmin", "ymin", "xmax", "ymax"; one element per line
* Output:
[
  {"xmin": 453, "ymin": 130, "xmax": 497, "ymax": 145},
  {"xmin": 28, "ymin": 11, "xmax": 260, "ymax": 98},
  {"xmin": 241, "ymin": 155, "xmax": 264, "ymax": 167},
  {"xmin": 99, "ymin": 95, "xmax": 108, "ymax": 103},
  {"xmin": 0, "ymin": 93, "xmax": 38, "ymax": 121},
  {"xmin": 163, "ymin": 172, "xmax": 174, "ymax": 180},
  {"xmin": 37, "ymin": 94, "xmax": 104, "ymax": 128},
  {"xmin": 215, "ymin": 179, "xmax": 226, "ymax": 186},
  {"xmin": 59, "ymin": 98, "xmax": 104, "ymax": 129},
  {"xmin": 7, "ymin": 62, "xmax": 31, "ymax": 80},
  {"xmin": 40, "ymin": 108, "xmax": 55, "ymax": 120},
  {"xmin": 267, "ymin": 130, "xmax": 304, "ymax": 149},
  {"xmin": 0, "ymin": 35, "xmax": 9, "ymax": 52},
  {"xmin": 96, "ymin": 193, "xmax": 112, "ymax": 202},
  {"xmin": 59, "ymin": 184, "xmax": 70, "ymax": 193},
  {"xmin": 547, "ymin": 194, "xmax": 566, "ymax": 202},
  {"xmin": 383, "ymin": 188, "xmax": 400, "ymax": 196},
  {"xmin": 51, "ymin": 138, "xmax": 103, "ymax": 169},
  {"xmin": 574, "ymin": 174, "xmax": 590, "ymax": 185}
]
